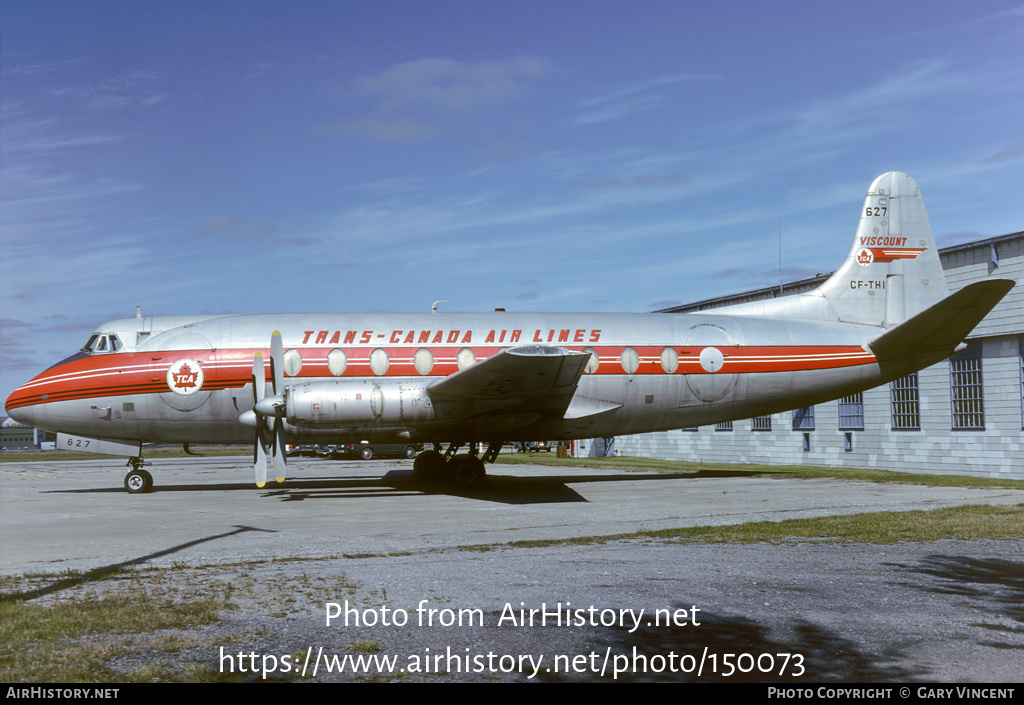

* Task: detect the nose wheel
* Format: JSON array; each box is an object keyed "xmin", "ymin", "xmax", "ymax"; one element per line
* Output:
[{"xmin": 124, "ymin": 457, "xmax": 153, "ymax": 493}]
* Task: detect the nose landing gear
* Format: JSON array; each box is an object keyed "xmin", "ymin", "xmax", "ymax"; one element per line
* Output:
[{"xmin": 124, "ymin": 457, "xmax": 153, "ymax": 493}]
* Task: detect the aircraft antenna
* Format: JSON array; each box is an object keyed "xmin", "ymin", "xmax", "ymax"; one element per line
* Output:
[
  {"xmin": 778, "ymin": 217, "xmax": 783, "ymax": 297},
  {"xmin": 431, "ymin": 300, "xmax": 451, "ymax": 313}
]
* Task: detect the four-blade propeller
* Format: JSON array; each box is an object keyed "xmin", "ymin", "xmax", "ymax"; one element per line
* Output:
[{"xmin": 238, "ymin": 331, "xmax": 287, "ymax": 487}]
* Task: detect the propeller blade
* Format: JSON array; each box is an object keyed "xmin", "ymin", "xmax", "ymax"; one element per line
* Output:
[
  {"xmin": 251, "ymin": 352, "xmax": 269, "ymax": 487},
  {"xmin": 247, "ymin": 334, "xmax": 287, "ymax": 488},
  {"xmin": 255, "ymin": 430, "xmax": 268, "ymax": 488},
  {"xmin": 271, "ymin": 420, "xmax": 288, "ymax": 483},
  {"xmin": 252, "ymin": 353, "xmax": 265, "ymax": 403},
  {"xmin": 270, "ymin": 331, "xmax": 284, "ymax": 394}
]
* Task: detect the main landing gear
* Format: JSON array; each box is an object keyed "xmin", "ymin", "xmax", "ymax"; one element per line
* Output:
[
  {"xmin": 124, "ymin": 456, "xmax": 153, "ymax": 494},
  {"xmin": 413, "ymin": 442, "xmax": 501, "ymax": 490}
]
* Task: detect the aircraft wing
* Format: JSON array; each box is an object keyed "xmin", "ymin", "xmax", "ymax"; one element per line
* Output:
[{"xmin": 427, "ymin": 345, "xmax": 590, "ymax": 418}]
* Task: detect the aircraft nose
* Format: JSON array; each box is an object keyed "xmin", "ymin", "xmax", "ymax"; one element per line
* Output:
[{"xmin": 4, "ymin": 392, "xmax": 35, "ymax": 427}]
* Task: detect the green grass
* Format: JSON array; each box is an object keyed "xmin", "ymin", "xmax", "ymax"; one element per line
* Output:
[
  {"xmin": 495, "ymin": 454, "xmax": 1024, "ymax": 489},
  {"xmin": 0, "ymin": 583, "xmax": 228, "ymax": 682},
  {"xmin": 487, "ymin": 503, "xmax": 1024, "ymax": 550},
  {"xmin": 0, "ymin": 558, "xmax": 359, "ymax": 683}
]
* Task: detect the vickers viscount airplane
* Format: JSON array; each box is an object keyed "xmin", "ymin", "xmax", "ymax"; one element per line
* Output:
[{"xmin": 5, "ymin": 172, "xmax": 1014, "ymax": 493}]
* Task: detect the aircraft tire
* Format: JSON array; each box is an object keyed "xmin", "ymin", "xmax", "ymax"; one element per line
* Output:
[
  {"xmin": 360, "ymin": 447, "xmax": 373, "ymax": 460},
  {"xmin": 413, "ymin": 450, "xmax": 446, "ymax": 482},
  {"xmin": 124, "ymin": 468, "xmax": 153, "ymax": 494},
  {"xmin": 448, "ymin": 454, "xmax": 485, "ymax": 490}
]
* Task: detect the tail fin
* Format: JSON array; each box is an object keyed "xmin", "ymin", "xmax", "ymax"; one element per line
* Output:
[{"xmin": 815, "ymin": 171, "xmax": 948, "ymax": 327}]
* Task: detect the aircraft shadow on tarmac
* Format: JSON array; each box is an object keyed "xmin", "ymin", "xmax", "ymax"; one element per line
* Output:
[
  {"xmin": 48, "ymin": 468, "xmax": 712, "ymax": 505},
  {"xmin": 0, "ymin": 525, "xmax": 274, "ymax": 603}
]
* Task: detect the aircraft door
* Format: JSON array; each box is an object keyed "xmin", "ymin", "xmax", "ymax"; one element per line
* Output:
[
  {"xmin": 157, "ymin": 331, "xmax": 215, "ymax": 412},
  {"xmin": 684, "ymin": 325, "xmax": 738, "ymax": 402}
]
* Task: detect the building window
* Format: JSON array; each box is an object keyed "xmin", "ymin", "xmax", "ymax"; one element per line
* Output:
[
  {"xmin": 950, "ymin": 343, "xmax": 984, "ymax": 430},
  {"xmin": 751, "ymin": 415, "xmax": 771, "ymax": 431},
  {"xmin": 680, "ymin": 427, "xmax": 698, "ymax": 432},
  {"xmin": 715, "ymin": 421, "xmax": 733, "ymax": 431},
  {"xmin": 890, "ymin": 373, "xmax": 920, "ymax": 430},
  {"xmin": 838, "ymin": 393, "xmax": 864, "ymax": 430},
  {"xmin": 792, "ymin": 407, "xmax": 814, "ymax": 431}
]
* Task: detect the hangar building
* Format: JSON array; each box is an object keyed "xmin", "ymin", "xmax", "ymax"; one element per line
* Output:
[{"xmin": 616, "ymin": 231, "xmax": 1023, "ymax": 480}]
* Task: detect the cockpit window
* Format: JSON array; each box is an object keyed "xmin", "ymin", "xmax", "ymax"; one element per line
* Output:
[{"xmin": 81, "ymin": 333, "xmax": 123, "ymax": 355}]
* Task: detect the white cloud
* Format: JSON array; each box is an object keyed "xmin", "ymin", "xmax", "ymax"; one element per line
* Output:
[{"xmin": 352, "ymin": 56, "xmax": 552, "ymax": 114}]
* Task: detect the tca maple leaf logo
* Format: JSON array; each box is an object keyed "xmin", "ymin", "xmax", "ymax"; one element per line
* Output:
[
  {"xmin": 856, "ymin": 248, "xmax": 874, "ymax": 266},
  {"xmin": 167, "ymin": 359, "xmax": 204, "ymax": 396},
  {"xmin": 173, "ymin": 363, "xmax": 198, "ymax": 389}
]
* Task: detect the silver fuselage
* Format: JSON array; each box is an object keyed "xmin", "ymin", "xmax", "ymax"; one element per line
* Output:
[{"xmin": 5, "ymin": 309, "xmax": 916, "ymax": 446}]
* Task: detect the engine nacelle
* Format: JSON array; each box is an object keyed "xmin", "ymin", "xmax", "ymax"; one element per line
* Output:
[{"xmin": 284, "ymin": 380, "xmax": 434, "ymax": 428}]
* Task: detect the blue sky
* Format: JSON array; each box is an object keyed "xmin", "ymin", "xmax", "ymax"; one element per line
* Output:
[{"xmin": 2, "ymin": 1, "xmax": 1022, "ymax": 404}]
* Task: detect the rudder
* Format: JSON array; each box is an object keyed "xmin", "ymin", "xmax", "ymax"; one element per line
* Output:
[{"xmin": 815, "ymin": 171, "xmax": 948, "ymax": 327}]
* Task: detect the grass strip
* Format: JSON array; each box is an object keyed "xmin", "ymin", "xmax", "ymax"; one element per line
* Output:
[{"xmin": 495, "ymin": 454, "xmax": 1024, "ymax": 489}]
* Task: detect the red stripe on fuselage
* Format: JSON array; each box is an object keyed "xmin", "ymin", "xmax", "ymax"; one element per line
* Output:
[{"xmin": 6, "ymin": 344, "xmax": 876, "ymax": 410}]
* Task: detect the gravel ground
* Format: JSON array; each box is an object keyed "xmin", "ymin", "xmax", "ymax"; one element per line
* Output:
[
  {"xmin": 4, "ymin": 457, "xmax": 1021, "ymax": 683},
  {"xmin": 67, "ymin": 536, "xmax": 1024, "ymax": 683}
]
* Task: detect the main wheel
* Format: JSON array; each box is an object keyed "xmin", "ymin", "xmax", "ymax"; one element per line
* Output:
[
  {"xmin": 360, "ymin": 446, "xmax": 373, "ymax": 460},
  {"xmin": 447, "ymin": 454, "xmax": 485, "ymax": 490},
  {"xmin": 124, "ymin": 468, "xmax": 153, "ymax": 494},
  {"xmin": 413, "ymin": 450, "xmax": 446, "ymax": 482}
]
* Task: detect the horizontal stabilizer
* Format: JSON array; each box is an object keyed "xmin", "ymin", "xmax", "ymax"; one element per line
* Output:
[{"xmin": 867, "ymin": 279, "xmax": 1015, "ymax": 361}]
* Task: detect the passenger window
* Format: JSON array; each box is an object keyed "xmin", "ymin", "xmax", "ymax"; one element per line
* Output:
[
  {"xmin": 370, "ymin": 348, "xmax": 389, "ymax": 376},
  {"xmin": 457, "ymin": 348, "xmax": 476, "ymax": 370},
  {"xmin": 328, "ymin": 349, "xmax": 347, "ymax": 376},
  {"xmin": 620, "ymin": 347, "xmax": 639, "ymax": 374},
  {"xmin": 284, "ymin": 349, "xmax": 303, "ymax": 376},
  {"xmin": 660, "ymin": 347, "xmax": 678, "ymax": 374},
  {"xmin": 414, "ymin": 348, "xmax": 434, "ymax": 375}
]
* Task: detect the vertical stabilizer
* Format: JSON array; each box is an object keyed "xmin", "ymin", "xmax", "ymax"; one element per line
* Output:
[{"xmin": 815, "ymin": 171, "xmax": 948, "ymax": 327}]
